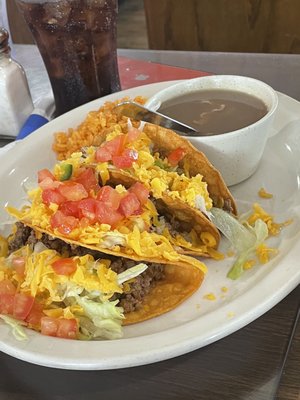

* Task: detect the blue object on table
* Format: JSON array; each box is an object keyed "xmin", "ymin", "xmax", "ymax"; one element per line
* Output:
[
  {"xmin": 17, "ymin": 114, "xmax": 49, "ymax": 140},
  {"xmin": 16, "ymin": 95, "xmax": 55, "ymax": 140}
]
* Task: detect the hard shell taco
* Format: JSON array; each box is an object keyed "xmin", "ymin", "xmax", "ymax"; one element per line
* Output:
[
  {"xmin": 75, "ymin": 118, "xmax": 237, "ymax": 253},
  {"xmin": 7, "ymin": 152, "xmax": 222, "ymax": 259},
  {"xmin": 0, "ymin": 226, "xmax": 203, "ymax": 340}
]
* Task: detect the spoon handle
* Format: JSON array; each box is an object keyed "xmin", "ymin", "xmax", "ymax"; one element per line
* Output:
[{"xmin": 114, "ymin": 101, "xmax": 198, "ymax": 135}]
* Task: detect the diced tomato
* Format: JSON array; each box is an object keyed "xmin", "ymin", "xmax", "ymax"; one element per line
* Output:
[
  {"xmin": 0, "ymin": 294, "xmax": 15, "ymax": 315},
  {"xmin": 52, "ymin": 258, "xmax": 77, "ymax": 276},
  {"xmin": 79, "ymin": 217, "xmax": 90, "ymax": 228},
  {"xmin": 97, "ymin": 186, "xmax": 122, "ymax": 210},
  {"xmin": 167, "ymin": 147, "xmax": 186, "ymax": 166},
  {"xmin": 105, "ymin": 135, "xmax": 127, "ymax": 156},
  {"xmin": 123, "ymin": 148, "xmax": 138, "ymax": 160},
  {"xmin": 112, "ymin": 148, "xmax": 138, "ymax": 169},
  {"xmin": 38, "ymin": 169, "xmax": 55, "ymax": 183},
  {"xmin": 75, "ymin": 168, "xmax": 99, "ymax": 193},
  {"xmin": 57, "ymin": 182, "xmax": 88, "ymax": 201},
  {"xmin": 25, "ymin": 302, "xmax": 44, "ymax": 327},
  {"xmin": 12, "ymin": 257, "xmax": 25, "ymax": 276},
  {"xmin": 127, "ymin": 127, "xmax": 141, "ymax": 142},
  {"xmin": 118, "ymin": 192, "xmax": 141, "ymax": 217},
  {"xmin": 0, "ymin": 279, "xmax": 16, "ymax": 295},
  {"xmin": 42, "ymin": 188, "xmax": 66, "ymax": 206},
  {"xmin": 41, "ymin": 317, "xmax": 78, "ymax": 339},
  {"xmin": 13, "ymin": 293, "xmax": 34, "ymax": 320},
  {"xmin": 0, "ymin": 280, "xmax": 16, "ymax": 315},
  {"xmin": 41, "ymin": 317, "xmax": 59, "ymax": 337},
  {"xmin": 39, "ymin": 177, "xmax": 60, "ymax": 190},
  {"xmin": 95, "ymin": 146, "xmax": 112, "ymax": 162},
  {"xmin": 96, "ymin": 135, "xmax": 128, "ymax": 163},
  {"xmin": 59, "ymin": 201, "xmax": 81, "ymax": 218},
  {"xmin": 56, "ymin": 318, "xmax": 78, "ymax": 339},
  {"xmin": 129, "ymin": 182, "xmax": 149, "ymax": 205},
  {"xmin": 95, "ymin": 201, "xmax": 123, "ymax": 227},
  {"xmin": 77, "ymin": 198, "xmax": 98, "ymax": 222},
  {"xmin": 50, "ymin": 211, "xmax": 78, "ymax": 235},
  {"xmin": 112, "ymin": 155, "xmax": 133, "ymax": 169}
]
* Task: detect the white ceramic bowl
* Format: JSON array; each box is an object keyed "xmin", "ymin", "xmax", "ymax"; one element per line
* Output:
[{"xmin": 145, "ymin": 75, "xmax": 278, "ymax": 186}]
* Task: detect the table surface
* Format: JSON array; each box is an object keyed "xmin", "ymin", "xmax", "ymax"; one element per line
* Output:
[{"xmin": 1, "ymin": 45, "xmax": 299, "ymax": 400}]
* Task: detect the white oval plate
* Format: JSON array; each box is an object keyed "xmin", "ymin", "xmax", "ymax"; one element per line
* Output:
[{"xmin": 0, "ymin": 81, "xmax": 299, "ymax": 370}]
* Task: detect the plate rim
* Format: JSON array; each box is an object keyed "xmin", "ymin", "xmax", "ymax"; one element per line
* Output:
[{"xmin": 0, "ymin": 80, "xmax": 300, "ymax": 370}]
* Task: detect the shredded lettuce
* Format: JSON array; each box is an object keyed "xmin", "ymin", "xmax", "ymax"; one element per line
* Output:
[
  {"xmin": 75, "ymin": 296, "xmax": 124, "ymax": 340},
  {"xmin": 117, "ymin": 263, "xmax": 148, "ymax": 285},
  {"xmin": 101, "ymin": 232, "xmax": 127, "ymax": 248},
  {"xmin": 0, "ymin": 314, "xmax": 28, "ymax": 341},
  {"xmin": 210, "ymin": 207, "xmax": 268, "ymax": 280}
]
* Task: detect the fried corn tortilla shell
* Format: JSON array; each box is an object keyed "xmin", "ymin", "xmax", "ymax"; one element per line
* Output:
[
  {"xmin": 94, "ymin": 121, "xmax": 237, "ymax": 215},
  {"xmin": 0, "ymin": 230, "xmax": 204, "ymax": 338},
  {"xmin": 123, "ymin": 262, "xmax": 203, "ymax": 325},
  {"xmin": 143, "ymin": 123, "xmax": 237, "ymax": 214},
  {"xmin": 108, "ymin": 173, "xmax": 221, "ymax": 253},
  {"xmin": 6, "ymin": 207, "xmax": 207, "ymax": 275}
]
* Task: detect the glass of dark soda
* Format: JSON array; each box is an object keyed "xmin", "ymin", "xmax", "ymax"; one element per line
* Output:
[{"xmin": 16, "ymin": 0, "xmax": 121, "ymax": 116}]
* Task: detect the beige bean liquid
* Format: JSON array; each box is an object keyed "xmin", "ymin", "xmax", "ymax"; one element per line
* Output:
[{"xmin": 159, "ymin": 89, "xmax": 268, "ymax": 135}]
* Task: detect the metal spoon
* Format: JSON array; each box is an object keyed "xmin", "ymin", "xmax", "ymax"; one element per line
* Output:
[{"xmin": 114, "ymin": 101, "xmax": 202, "ymax": 136}]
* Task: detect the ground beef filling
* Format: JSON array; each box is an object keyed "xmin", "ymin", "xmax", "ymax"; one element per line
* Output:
[{"xmin": 8, "ymin": 223, "xmax": 165, "ymax": 313}]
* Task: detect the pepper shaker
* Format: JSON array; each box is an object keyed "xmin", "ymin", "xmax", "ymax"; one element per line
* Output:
[{"xmin": 0, "ymin": 28, "xmax": 33, "ymax": 137}]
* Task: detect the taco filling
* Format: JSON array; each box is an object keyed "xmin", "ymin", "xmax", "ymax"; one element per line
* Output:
[
  {"xmin": 0, "ymin": 223, "xmax": 203, "ymax": 340},
  {"xmin": 6, "ymin": 156, "xmax": 214, "ymax": 264},
  {"xmin": 84, "ymin": 120, "xmax": 236, "ymax": 214}
]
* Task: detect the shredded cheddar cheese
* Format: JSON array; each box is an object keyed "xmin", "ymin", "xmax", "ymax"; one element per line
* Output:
[
  {"xmin": 258, "ymin": 188, "xmax": 273, "ymax": 199},
  {"xmin": 203, "ymin": 293, "xmax": 217, "ymax": 301},
  {"xmin": 247, "ymin": 203, "xmax": 292, "ymax": 236}
]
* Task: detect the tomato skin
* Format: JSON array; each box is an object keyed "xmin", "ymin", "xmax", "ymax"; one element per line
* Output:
[
  {"xmin": 0, "ymin": 279, "xmax": 16, "ymax": 295},
  {"xmin": 75, "ymin": 168, "xmax": 99, "ymax": 193},
  {"xmin": 0, "ymin": 294, "xmax": 15, "ymax": 315},
  {"xmin": 41, "ymin": 317, "xmax": 59, "ymax": 337},
  {"xmin": 57, "ymin": 182, "xmax": 88, "ymax": 201},
  {"xmin": 38, "ymin": 169, "xmax": 55, "ymax": 183},
  {"xmin": 13, "ymin": 293, "xmax": 35, "ymax": 320},
  {"xmin": 39, "ymin": 177, "xmax": 60, "ymax": 190},
  {"xmin": 96, "ymin": 135, "xmax": 127, "ymax": 163},
  {"xmin": 25, "ymin": 302, "xmax": 44, "ymax": 327},
  {"xmin": 129, "ymin": 182, "xmax": 149, "ymax": 205},
  {"xmin": 56, "ymin": 318, "xmax": 78, "ymax": 339},
  {"xmin": 97, "ymin": 186, "xmax": 122, "ymax": 210},
  {"xmin": 79, "ymin": 217, "xmax": 90, "ymax": 228},
  {"xmin": 52, "ymin": 258, "xmax": 77, "ymax": 276},
  {"xmin": 118, "ymin": 193, "xmax": 141, "ymax": 217},
  {"xmin": 50, "ymin": 211, "xmax": 78, "ymax": 235},
  {"xmin": 95, "ymin": 202, "xmax": 123, "ymax": 227},
  {"xmin": 41, "ymin": 317, "xmax": 78, "ymax": 339},
  {"xmin": 77, "ymin": 198, "xmax": 98, "ymax": 222},
  {"xmin": 105, "ymin": 135, "xmax": 127, "ymax": 156},
  {"xmin": 122, "ymin": 148, "xmax": 138, "ymax": 160},
  {"xmin": 95, "ymin": 146, "xmax": 112, "ymax": 162},
  {"xmin": 59, "ymin": 201, "xmax": 81, "ymax": 218},
  {"xmin": 112, "ymin": 155, "xmax": 132, "ymax": 169},
  {"xmin": 42, "ymin": 188, "xmax": 66, "ymax": 206},
  {"xmin": 12, "ymin": 257, "xmax": 25, "ymax": 276},
  {"xmin": 112, "ymin": 148, "xmax": 138, "ymax": 169},
  {"xmin": 167, "ymin": 147, "xmax": 186, "ymax": 166}
]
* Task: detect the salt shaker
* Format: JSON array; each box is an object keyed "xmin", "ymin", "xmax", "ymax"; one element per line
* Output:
[{"xmin": 0, "ymin": 28, "xmax": 33, "ymax": 137}]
